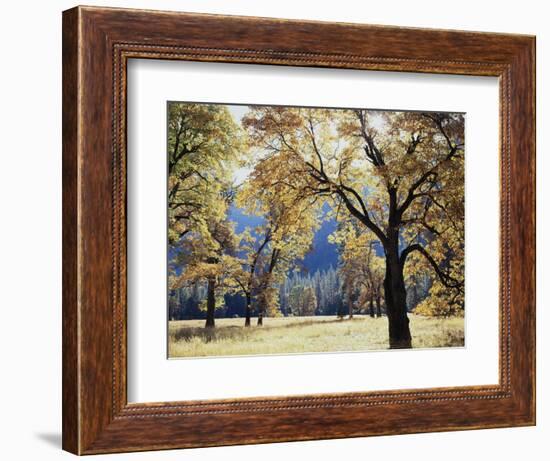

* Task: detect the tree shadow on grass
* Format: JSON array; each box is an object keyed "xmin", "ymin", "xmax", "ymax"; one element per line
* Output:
[
  {"xmin": 172, "ymin": 325, "xmax": 250, "ymax": 343},
  {"xmin": 171, "ymin": 316, "xmax": 370, "ymax": 344}
]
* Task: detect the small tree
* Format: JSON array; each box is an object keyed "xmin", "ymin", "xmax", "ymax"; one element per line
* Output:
[
  {"xmin": 170, "ymin": 218, "xmax": 240, "ymax": 328},
  {"xmin": 236, "ymin": 158, "xmax": 320, "ymax": 325},
  {"xmin": 331, "ymin": 221, "xmax": 385, "ymax": 319},
  {"xmin": 302, "ymin": 286, "xmax": 318, "ymax": 316}
]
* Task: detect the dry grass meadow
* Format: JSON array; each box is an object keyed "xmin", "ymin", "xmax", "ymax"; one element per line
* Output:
[{"xmin": 168, "ymin": 315, "xmax": 464, "ymax": 358}]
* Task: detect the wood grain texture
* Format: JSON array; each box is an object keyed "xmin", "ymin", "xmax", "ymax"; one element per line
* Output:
[
  {"xmin": 62, "ymin": 7, "xmax": 80, "ymax": 454},
  {"xmin": 62, "ymin": 5, "xmax": 536, "ymax": 455}
]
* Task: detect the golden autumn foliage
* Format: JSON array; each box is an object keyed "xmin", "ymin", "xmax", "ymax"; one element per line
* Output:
[
  {"xmin": 235, "ymin": 160, "xmax": 320, "ymax": 322},
  {"xmin": 330, "ymin": 220, "xmax": 385, "ymax": 317},
  {"xmin": 168, "ymin": 102, "xmax": 465, "ymax": 346},
  {"xmin": 242, "ymin": 106, "xmax": 464, "ymax": 345},
  {"xmin": 167, "ymin": 102, "xmax": 246, "ymax": 246}
]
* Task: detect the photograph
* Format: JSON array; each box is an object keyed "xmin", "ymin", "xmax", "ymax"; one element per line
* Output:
[{"xmin": 167, "ymin": 102, "xmax": 465, "ymax": 358}]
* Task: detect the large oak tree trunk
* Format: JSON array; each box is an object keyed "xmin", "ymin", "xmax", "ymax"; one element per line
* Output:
[
  {"xmin": 244, "ymin": 293, "xmax": 251, "ymax": 327},
  {"xmin": 376, "ymin": 294, "xmax": 382, "ymax": 318},
  {"xmin": 257, "ymin": 292, "xmax": 264, "ymax": 326},
  {"xmin": 383, "ymin": 237, "xmax": 412, "ymax": 348},
  {"xmin": 369, "ymin": 294, "xmax": 375, "ymax": 318},
  {"xmin": 205, "ymin": 277, "xmax": 216, "ymax": 328},
  {"xmin": 257, "ymin": 311, "xmax": 263, "ymax": 326},
  {"xmin": 345, "ymin": 287, "xmax": 353, "ymax": 319}
]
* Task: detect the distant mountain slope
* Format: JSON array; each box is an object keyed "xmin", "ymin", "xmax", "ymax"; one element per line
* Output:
[
  {"xmin": 302, "ymin": 217, "xmax": 338, "ymax": 272},
  {"xmin": 229, "ymin": 205, "xmax": 339, "ymax": 273}
]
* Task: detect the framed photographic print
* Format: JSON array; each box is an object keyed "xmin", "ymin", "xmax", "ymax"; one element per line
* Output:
[{"xmin": 62, "ymin": 5, "xmax": 535, "ymax": 455}]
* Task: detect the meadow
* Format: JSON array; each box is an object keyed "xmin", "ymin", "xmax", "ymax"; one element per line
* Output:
[{"xmin": 168, "ymin": 315, "xmax": 464, "ymax": 358}]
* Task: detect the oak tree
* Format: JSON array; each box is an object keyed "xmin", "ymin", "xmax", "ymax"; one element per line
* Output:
[{"xmin": 243, "ymin": 107, "xmax": 464, "ymax": 347}]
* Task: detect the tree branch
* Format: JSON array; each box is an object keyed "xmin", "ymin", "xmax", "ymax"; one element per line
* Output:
[
  {"xmin": 335, "ymin": 187, "xmax": 387, "ymax": 244},
  {"xmin": 400, "ymin": 243, "xmax": 462, "ymax": 289}
]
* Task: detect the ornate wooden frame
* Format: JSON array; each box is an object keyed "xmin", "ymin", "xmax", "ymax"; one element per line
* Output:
[{"xmin": 62, "ymin": 5, "xmax": 536, "ymax": 455}]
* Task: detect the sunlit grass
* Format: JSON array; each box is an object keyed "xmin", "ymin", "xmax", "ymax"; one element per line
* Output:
[{"xmin": 168, "ymin": 314, "xmax": 464, "ymax": 358}]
